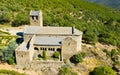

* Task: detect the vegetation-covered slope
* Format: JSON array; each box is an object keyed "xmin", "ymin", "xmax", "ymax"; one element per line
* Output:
[
  {"xmin": 0, "ymin": 0, "xmax": 120, "ymax": 47},
  {"xmin": 87, "ymin": 0, "xmax": 120, "ymax": 10}
]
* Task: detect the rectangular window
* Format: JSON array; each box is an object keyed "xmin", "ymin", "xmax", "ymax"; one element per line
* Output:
[
  {"xmin": 32, "ymin": 16, "xmax": 34, "ymax": 20},
  {"xmin": 36, "ymin": 16, "xmax": 38, "ymax": 20}
]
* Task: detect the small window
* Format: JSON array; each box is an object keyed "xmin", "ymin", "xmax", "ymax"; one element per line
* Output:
[
  {"xmin": 36, "ymin": 16, "xmax": 38, "ymax": 20},
  {"xmin": 53, "ymin": 48, "xmax": 55, "ymax": 51},
  {"xmin": 48, "ymin": 48, "xmax": 51, "ymax": 50},
  {"xmin": 34, "ymin": 47, "xmax": 39, "ymax": 50},
  {"xmin": 40, "ymin": 47, "xmax": 42, "ymax": 50},
  {"xmin": 45, "ymin": 48, "xmax": 47, "ymax": 50},
  {"xmin": 32, "ymin": 16, "xmax": 34, "ymax": 20}
]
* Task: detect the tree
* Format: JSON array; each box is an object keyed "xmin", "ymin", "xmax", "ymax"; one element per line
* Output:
[
  {"xmin": 53, "ymin": 51, "xmax": 60, "ymax": 58},
  {"xmin": 43, "ymin": 50, "xmax": 47, "ymax": 60},
  {"xmin": 12, "ymin": 13, "xmax": 29, "ymax": 27},
  {"xmin": 70, "ymin": 53, "xmax": 85, "ymax": 64},
  {"xmin": 0, "ymin": 11, "xmax": 11, "ymax": 24},
  {"xmin": 83, "ymin": 30, "xmax": 98, "ymax": 44},
  {"xmin": 90, "ymin": 66, "xmax": 116, "ymax": 75},
  {"xmin": 1, "ymin": 40, "xmax": 17, "ymax": 62}
]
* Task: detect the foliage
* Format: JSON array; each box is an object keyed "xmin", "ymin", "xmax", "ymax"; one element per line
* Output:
[
  {"xmin": 0, "ymin": 0, "xmax": 120, "ymax": 47},
  {"xmin": 23, "ymin": 67, "xmax": 27, "ymax": 70},
  {"xmin": 0, "ymin": 11, "xmax": 11, "ymax": 24},
  {"xmin": 1, "ymin": 40, "xmax": 17, "ymax": 62},
  {"xmin": 58, "ymin": 66, "xmax": 78, "ymax": 75},
  {"xmin": 70, "ymin": 52, "xmax": 86, "ymax": 64},
  {"xmin": 103, "ymin": 49, "xmax": 120, "ymax": 72},
  {"xmin": 53, "ymin": 51, "xmax": 60, "ymax": 58},
  {"xmin": 8, "ymin": 58, "xmax": 15, "ymax": 65},
  {"xmin": 83, "ymin": 30, "xmax": 98, "ymax": 44},
  {"xmin": 90, "ymin": 66, "xmax": 116, "ymax": 75},
  {"xmin": 0, "ymin": 69, "xmax": 27, "ymax": 75},
  {"xmin": 12, "ymin": 13, "xmax": 29, "ymax": 27},
  {"xmin": 43, "ymin": 50, "xmax": 47, "ymax": 60}
]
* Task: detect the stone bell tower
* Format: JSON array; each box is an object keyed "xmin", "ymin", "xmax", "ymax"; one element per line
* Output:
[{"xmin": 30, "ymin": 10, "xmax": 43, "ymax": 27}]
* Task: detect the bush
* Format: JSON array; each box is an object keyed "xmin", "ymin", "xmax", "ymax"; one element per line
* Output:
[
  {"xmin": 12, "ymin": 13, "xmax": 29, "ymax": 27},
  {"xmin": 43, "ymin": 50, "xmax": 47, "ymax": 60},
  {"xmin": 90, "ymin": 66, "xmax": 116, "ymax": 75},
  {"xmin": 0, "ymin": 11, "xmax": 11, "ymax": 24},
  {"xmin": 8, "ymin": 58, "xmax": 14, "ymax": 65},
  {"xmin": 23, "ymin": 67, "xmax": 27, "ymax": 70},
  {"xmin": 53, "ymin": 51, "xmax": 60, "ymax": 58},
  {"xmin": 83, "ymin": 31, "xmax": 98, "ymax": 44},
  {"xmin": 58, "ymin": 66, "xmax": 78, "ymax": 75},
  {"xmin": 70, "ymin": 53, "xmax": 86, "ymax": 64}
]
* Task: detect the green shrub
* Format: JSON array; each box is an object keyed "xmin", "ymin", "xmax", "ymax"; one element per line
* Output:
[
  {"xmin": 12, "ymin": 13, "xmax": 29, "ymax": 27},
  {"xmin": 23, "ymin": 67, "xmax": 27, "ymax": 70},
  {"xmin": 0, "ymin": 11, "xmax": 11, "ymax": 24},
  {"xmin": 8, "ymin": 58, "xmax": 14, "ymax": 65},
  {"xmin": 43, "ymin": 50, "xmax": 47, "ymax": 60},
  {"xmin": 53, "ymin": 51, "xmax": 60, "ymax": 58},
  {"xmin": 70, "ymin": 53, "xmax": 86, "ymax": 64},
  {"xmin": 103, "ymin": 49, "xmax": 111, "ymax": 58},
  {"xmin": 83, "ymin": 31, "xmax": 98, "ymax": 44},
  {"xmin": 58, "ymin": 66, "xmax": 78, "ymax": 75},
  {"xmin": 90, "ymin": 66, "xmax": 116, "ymax": 75}
]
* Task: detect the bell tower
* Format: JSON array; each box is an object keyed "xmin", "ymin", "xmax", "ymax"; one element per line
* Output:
[{"xmin": 30, "ymin": 10, "xmax": 43, "ymax": 27}]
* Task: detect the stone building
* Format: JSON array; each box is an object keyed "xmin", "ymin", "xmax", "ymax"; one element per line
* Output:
[
  {"xmin": 30, "ymin": 10, "xmax": 43, "ymax": 26},
  {"xmin": 15, "ymin": 10, "xmax": 82, "ymax": 70}
]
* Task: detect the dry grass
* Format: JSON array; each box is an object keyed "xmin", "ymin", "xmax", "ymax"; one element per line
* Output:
[{"xmin": 0, "ymin": 63, "xmax": 38, "ymax": 75}]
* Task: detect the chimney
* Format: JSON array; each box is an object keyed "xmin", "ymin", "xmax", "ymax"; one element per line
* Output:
[{"xmin": 72, "ymin": 26, "xmax": 75, "ymax": 34}]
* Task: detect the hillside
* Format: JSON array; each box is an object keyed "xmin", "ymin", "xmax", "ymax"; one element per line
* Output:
[
  {"xmin": 87, "ymin": 0, "xmax": 120, "ymax": 10},
  {"xmin": 0, "ymin": 0, "xmax": 120, "ymax": 48},
  {"xmin": 0, "ymin": 0, "xmax": 120, "ymax": 75}
]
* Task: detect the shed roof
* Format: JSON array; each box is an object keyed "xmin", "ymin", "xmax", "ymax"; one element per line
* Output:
[
  {"xmin": 30, "ymin": 10, "xmax": 40, "ymax": 16},
  {"xmin": 34, "ymin": 36, "xmax": 63, "ymax": 46},
  {"xmin": 24, "ymin": 25, "xmax": 82, "ymax": 35}
]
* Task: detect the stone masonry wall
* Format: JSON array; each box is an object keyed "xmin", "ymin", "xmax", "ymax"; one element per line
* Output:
[
  {"xmin": 15, "ymin": 50, "xmax": 30, "ymax": 67},
  {"xmin": 16, "ymin": 60, "xmax": 64, "ymax": 71},
  {"xmin": 62, "ymin": 37, "xmax": 77, "ymax": 60},
  {"xmin": 30, "ymin": 61, "xmax": 63, "ymax": 71}
]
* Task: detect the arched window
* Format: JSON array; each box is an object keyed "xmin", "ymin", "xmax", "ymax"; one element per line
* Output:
[
  {"xmin": 34, "ymin": 47, "xmax": 39, "ymax": 50},
  {"xmin": 57, "ymin": 48, "xmax": 61, "ymax": 52}
]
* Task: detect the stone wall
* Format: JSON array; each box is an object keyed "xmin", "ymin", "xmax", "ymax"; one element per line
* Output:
[
  {"xmin": 15, "ymin": 50, "xmax": 30, "ymax": 67},
  {"xmin": 62, "ymin": 37, "xmax": 77, "ymax": 59},
  {"xmin": 30, "ymin": 61, "xmax": 63, "ymax": 71},
  {"xmin": 16, "ymin": 60, "xmax": 64, "ymax": 71},
  {"xmin": 76, "ymin": 35, "xmax": 82, "ymax": 51}
]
